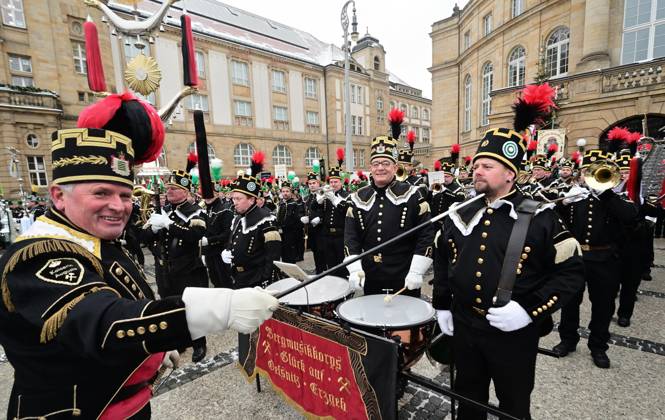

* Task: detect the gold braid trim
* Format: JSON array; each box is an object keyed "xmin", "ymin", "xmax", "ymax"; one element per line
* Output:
[
  {"xmin": 52, "ymin": 155, "xmax": 108, "ymax": 168},
  {"xmin": 40, "ymin": 286, "xmax": 117, "ymax": 343},
  {"xmin": 2, "ymin": 240, "xmax": 104, "ymax": 312}
]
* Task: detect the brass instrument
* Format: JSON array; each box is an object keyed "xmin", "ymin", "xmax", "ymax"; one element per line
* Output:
[
  {"xmin": 133, "ymin": 185, "xmax": 156, "ymax": 224},
  {"xmin": 396, "ymin": 164, "xmax": 408, "ymax": 182},
  {"xmin": 316, "ymin": 184, "xmax": 333, "ymax": 197},
  {"xmin": 431, "ymin": 183, "xmax": 443, "ymax": 193},
  {"xmin": 583, "ymin": 160, "xmax": 621, "ymax": 192}
]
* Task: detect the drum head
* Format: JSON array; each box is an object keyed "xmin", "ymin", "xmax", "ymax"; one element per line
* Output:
[
  {"xmin": 266, "ymin": 276, "xmax": 352, "ymax": 306},
  {"xmin": 336, "ymin": 295, "xmax": 435, "ymax": 329}
]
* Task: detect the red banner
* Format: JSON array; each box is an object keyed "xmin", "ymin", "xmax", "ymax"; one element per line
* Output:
[{"xmin": 255, "ymin": 318, "xmax": 368, "ymax": 419}]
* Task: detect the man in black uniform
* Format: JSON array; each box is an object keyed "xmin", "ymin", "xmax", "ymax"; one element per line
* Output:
[
  {"xmin": 433, "ymin": 127, "xmax": 584, "ymax": 420},
  {"xmin": 303, "ymin": 172, "xmax": 325, "ymax": 273},
  {"xmin": 0, "ymin": 93, "xmax": 277, "ymax": 419},
  {"xmin": 276, "ymin": 181, "xmax": 305, "ymax": 263},
  {"xmin": 553, "ymin": 149, "xmax": 638, "ymax": 368},
  {"xmin": 202, "ymin": 187, "xmax": 234, "ymax": 288},
  {"xmin": 222, "ymin": 152, "xmax": 282, "ymax": 288},
  {"xmin": 142, "ymin": 170, "xmax": 210, "ymax": 362},
  {"xmin": 431, "ymin": 160, "xmax": 466, "ymax": 223},
  {"xmin": 319, "ymin": 154, "xmax": 350, "ymax": 277},
  {"xmin": 344, "ymin": 136, "xmax": 434, "ymax": 296}
]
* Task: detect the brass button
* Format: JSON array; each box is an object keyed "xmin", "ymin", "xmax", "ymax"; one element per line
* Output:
[
  {"xmin": 521, "ymin": 253, "xmax": 528, "ymax": 259},
  {"xmin": 483, "ymin": 220, "xmax": 491, "ymax": 226},
  {"xmin": 588, "ymin": 211, "xmax": 593, "ymax": 215},
  {"xmin": 452, "ymin": 259, "xmax": 457, "ymax": 264},
  {"xmin": 587, "ymin": 225, "xmax": 592, "ymax": 229},
  {"xmin": 139, "ymin": 293, "xmax": 145, "ymax": 299},
  {"xmin": 137, "ymin": 326, "xmax": 146, "ymax": 335},
  {"xmin": 481, "ymin": 232, "xmax": 488, "ymax": 238},
  {"xmin": 448, "ymin": 239, "xmax": 453, "ymax": 243},
  {"xmin": 552, "ymin": 296, "xmax": 558, "ymax": 301},
  {"xmin": 378, "ymin": 212, "xmax": 383, "ymax": 216},
  {"xmin": 114, "ymin": 267, "xmax": 123, "ymax": 275},
  {"xmin": 475, "ymin": 271, "xmax": 482, "ymax": 278},
  {"xmin": 585, "ymin": 239, "xmax": 590, "ymax": 243},
  {"xmin": 131, "ymin": 284, "xmax": 137, "ymax": 291},
  {"xmin": 379, "ymin": 204, "xmax": 384, "ymax": 208},
  {"xmin": 516, "ymin": 269, "xmax": 522, "ymax": 275},
  {"xmin": 541, "ymin": 305, "xmax": 548, "ymax": 310},
  {"xmin": 475, "ymin": 297, "xmax": 482, "ymax": 304},
  {"xmin": 116, "ymin": 330, "xmax": 126, "ymax": 339},
  {"xmin": 377, "ymin": 237, "xmax": 381, "ymax": 241},
  {"xmin": 480, "ymin": 245, "xmax": 486, "ymax": 251},
  {"xmin": 477, "ymin": 258, "xmax": 484, "ymax": 264},
  {"xmin": 378, "ymin": 221, "xmax": 382, "ymax": 224},
  {"xmin": 474, "ymin": 284, "xmax": 481, "ymax": 291},
  {"xmin": 524, "ymin": 246, "xmax": 531, "ymax": 253},
  {"xmin": 532, "ymin": 311, "xmax": 538, "ymax": 317},
  {"xmin": 159, "ymin": 321, "xmax": 168, "ymax": 330},
  {"xmin": 127, "ymin": 329, "xmax": 135, "ymax": 337},
  {"xmin": 517, "ymin": 263, "xmax": 523, "ymax": 269},
  {"xmin": 149, "ymin": 324, "xmax": 158, "ymax": 333},
  {"xmin": 486, "ymin": 208, "xmax": 494, "ymax": 214},
  {"xmin": 537, "ymin": 307, "xmax": 543, "ymax": 313},
  {"xmin": 377, "ymin": 229, "xmax": 382, "ymax": 233}
]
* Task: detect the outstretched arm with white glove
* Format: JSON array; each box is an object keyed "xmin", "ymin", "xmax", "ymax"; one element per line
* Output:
[
  {"xmin": 221, "ymin": 249, "xmax": 233, "ymax": 264},
  {"xmin": 344, "ymin": 256, "xmax": 364, "ymax": 291},
  {"xmin": 182, "ymin": 287, "xmax": 279, "ymax": 337},
  {"xmin": 404, "ymin": 254, "xmax": 433, "ymax": 290},
  {"xmin": 436, "ymin": 310, "xmax": 454, "ymax": 336},
  {"xmin": 485, "ymin": 300, "xmax": 532, "ymax": 332}
]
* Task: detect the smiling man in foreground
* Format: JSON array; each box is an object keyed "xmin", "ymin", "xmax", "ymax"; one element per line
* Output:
[{"xmin": 0, "ymin": 93, "xmax": 278, "ymax": 419}]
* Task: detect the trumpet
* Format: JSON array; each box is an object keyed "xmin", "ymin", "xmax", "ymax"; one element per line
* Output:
[
  {"xmin": 316, "ymin": 185, "xmax": 333, "ymax": 196},
  {"xmin": 583, "ymin": 160, "xmax": 621, "ymax": 192}
]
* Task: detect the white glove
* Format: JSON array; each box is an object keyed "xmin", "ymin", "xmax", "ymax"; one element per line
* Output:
[
  {"xmin": 161, "ymin": 350, "xmax": 181, "ymax": 369},
  {"xmin": 324, "ymin": 190, "xmax": 336, "ymax": 202},
  {"xmin": 182, "ymin": 287, "xmax": 278, "ymax": 338},
  {"xmin": 316, "ymin": 193, "xmax": 325, "ymax": 204},
  {"xmin": 562, "ymin": 185, "xmax": 589, "ymax": 205},
  {"xmin": 486, "ymin": 300, "xmax": 533, "ymax": 332},
  {"xmin": 344, "ymin": 256, "xmax": 364, "ymax": 291},
  {"xmin": 148, "ymin": 212, "xmax": 172, "ymax": 231},
  {"xmin": 436, "ymin": 310, "xmax": 454, "ymax": 336},
  {"xmin": 221, "ymin": 249, "xmax": 233, "ymax": 264},
  {"xmin": 404, "ymin": 255, "xmax": 433, "ymax": 290},
  {"xmin": 200, "ymin": 236, "xmax": 209, "ymax": 247},
  {"xmin": 310, "ymin": 217, "xmax": 321, "ymax": 227},
  {"xmin": 300, "ymin": 216, "xmax": 310, "ymax": 224}
]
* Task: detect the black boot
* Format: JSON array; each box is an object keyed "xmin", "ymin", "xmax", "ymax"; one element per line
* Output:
[
  {"xmin": 591, "ymin": 351, "xmax": 610, "ymax": 368},
  {"xmin": 192, "ymin": 345, "xmax": 207, "ymax": 363},
  {"xmin": 617, "ymin": 317, "xmax": 630, "ymax": 327},
  {"xmin": 552, "ymin": 341, "xmax": 576, "ymax": 357}
]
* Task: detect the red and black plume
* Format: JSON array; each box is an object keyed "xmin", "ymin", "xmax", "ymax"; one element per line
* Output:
[
  {"xmin": 407, "ymin": 130, "xmax": 416, "ymax": 151},
  {"xmin": 607, "ymin": 126, "xmax": 630, "ymax": 155},
  {"xmin": 547, "ymin": 143, "xmax": 558, "ymax": 160},
  {"xmin": 627, "ymin": 131, "xmax": 642, "ymax": 157},
  {"xmin": 336, "ymin": 148, "xmax": 345, "ymax": 166},
  {"xmin": 250, "ymin": 151, "xmax": 265, "ymax": 177},
  {"xmin": 526, "ymin": 140, "xmax": 538, "ymax": 160},
  {"xmin": 513, "ymin": 83, "xmax": 557, "ymax": 133},
  {"xmin": 450, "ymin": 144, "xmax": 460, "ymax": 165},
  {"xmin": 388, "ymin": 108, "xmax": 404, "ymax": 139},
  {"xmin": 186, "ymin": 151, "xmax": 198, "ymax": 173},
  {"xmin": 434, "ymin": 159, "xmax": 442, "ymax": 171}
]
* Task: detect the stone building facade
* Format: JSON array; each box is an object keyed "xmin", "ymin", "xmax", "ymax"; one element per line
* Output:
[
  {"xmin": 0, "ymin": 0, "xmax": 431, "ymax": 198},
  {"xmin": 430, "ymin": 0, "xmax": 665, "ymax": 159}
]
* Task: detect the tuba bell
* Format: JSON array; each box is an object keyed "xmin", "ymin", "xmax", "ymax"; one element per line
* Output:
[
  {"xmin": 431, "ymin": 183, "xmax": 443, "ymax": 193},
  {"xmin": 396, "ymin": 164, "xmax": 408, "ymax": 182},
  {"xmin": 583, "ymin": 160, "xmax": 621, "ymax": 192},
  {"xmin": 133, "ymin": 185, "xmax": 156, "ymax": 224}
]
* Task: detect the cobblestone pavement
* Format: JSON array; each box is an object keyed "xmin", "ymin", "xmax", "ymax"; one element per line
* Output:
[{"xmin": 1, "ymin": 242, "xmax": 665, "ymax": 419}]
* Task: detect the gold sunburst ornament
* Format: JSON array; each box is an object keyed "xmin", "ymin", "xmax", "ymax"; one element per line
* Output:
[{"xmin": 125, "ymin": 54, "xmax": 162, "ymax": 96}]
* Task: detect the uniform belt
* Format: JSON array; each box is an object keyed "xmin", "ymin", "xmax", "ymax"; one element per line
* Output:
[
  {"xmin": 472, "ymin": 306, "xmax": 486, "ymax": 316},
  {"xmin": 580, "ymin": 244, "xmax": 611, "ymax": 252},
  {"xmin": 328, "ymin": 228, "xmax": 337, "ymax": 233},
  {"xmin": 234, "ymin": 266, "xmax": 245, "ymax": 272}
]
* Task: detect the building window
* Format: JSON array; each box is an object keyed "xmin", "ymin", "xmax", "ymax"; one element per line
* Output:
[
  {"xmin": 26, "ymin": 156, "xmax": 47, "ymax": 187},
  {"xmin": 400, "ymin": 104, "xmax": 408, "ymax": 115},
  {"xmin": 411, "ymin": 106, "xmax": 419, "ymax": 119},
  {"xmin": 351, "ymin": 84, "xmax": 364, "ymax": 104},
  {"xmin": 481, "ymin": 62, "xmax": 493, "ymax": 126},
  {"xmin": 195, "ymin": 51, "xmax": 206, "ymax": 79},
  {"xmin": 304, "ymin": 147, "xmax": 321, "ymax": 167},
  {"xmin": 351, "ymin": 116, "xmax": 363, "ymax": 136},
  {"xmin": 389, "ymin": 101, "xmax": 396, "ymax": 110},
  {"xmin": 507, "ymin": 46, "xmax": 526, "ymax": 87},
  {"xmin": 463, "ymin": 31, "xmax": 470, "ymax": 50},
  {"xmin": 304, "ymin": 77, "xmax": 317, "ymax": 98},
  {"xmin": 463, "ymin": 75, "xmax": 472, "ymax": 132},
  {"xmin": 422, "ymin": 109, "xmax": 430, "ymax": 121},
  {"xmin": 72, "ymin": 42, "xmax": 87, "ymax": 75},
  {"xmin": 511, "ymin": 0, "xmax": 523, "ymax": 18},
  {"xmin": 483, "ymin": 13, "xmax": 493, "ymax": 37},
  {"xmin": 306, "ymin": 111, "xmax": 320, "ymax": 133},
  {"xmin": 622, "ymin": 0, "xmax": 665, "ymax": 63},
  {"xmin": 234, "ymin": 100, "xmax": 253, "ymax": 126},
  {"xmin": 272, "ymin": 145, "xmax": 292, "ymax": 166},
  {"xmin": 273, "ymin": 105, "xmax": 289, "ymax": 130},
  {"xmin": 156, "ymin": 147, "xmax": 168, "ymax": 167},
  {"xmin": 185, "ymin": 93, "xmax": 209, "ymax": 112},
  {"xmin": 234, "ymin": 143, "xmax": 255, "ymax": 166},
  {"xmin": 422, "ymin": 128, "xmax": 430, "ymax": 143},
  {"xmin": 1, "ymin": 0, "xmax": 25, "ymax": 28},
  {"xmin": 11, "ymin": 75, "xmax": 32, "ymax": 87},
  {"xmin": 546, "ymin": 27, "xmax": 570, "ymax": 77},
  {"xmin": 374, "ymin": 56, "xmax": 380, "ymax": 70},
  {"xmin": 271, "ymin": 69, "xmax": 287, "ymax": 93},
  {"xmin": 9, "ymin": 54, "xmax": 31, "ymax": 72},
  {"xmin": 187, "ymin": 142, "xmax": 216, "ymax": 158},
  {"xmin": 26, "ymin": 133, "xmax": 38, "ymax": 148},
  {"xmin": 353, "ymin": 149, "xmax": 365, "ymax": 168},
  {"xmin": 376, "ymin": 96, "xmax": 384, "ymax": 111},
  {"xmin": 231, "ymin": 60, "xmax": 249, "ymax": 86},
  {"xmin": 400, "ymin": 125, "xmax": 407, "ymax": 140}
]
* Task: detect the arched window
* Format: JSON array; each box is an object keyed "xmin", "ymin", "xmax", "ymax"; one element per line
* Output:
[
  {"xmin": 400, "ymin": 104, "xmax": 408, "ymax": 114},
  {"xmin": 463, "ymin": 75, "xmax": 472, "ymax": 132},
  {"xmin": 546, "ymin": 27, "xmax": 570, "ymax": 77},
  {"xmin": 233, "ymin": 143, "xmax": 255, "ymax": 166},
  {"xmin": 304, "ymin": 147, "xmax": 321, "ymax": 167},
  {"xmin": 272, "ymin": 145, "xmax": 292, "ymax": 166},
  {"xmin": 389, "ymin": 101, "xmax": 396, "ymax": 110},
  {"xmin": 481, "ymin": 62, "xmax": 493, "ymax": 126},
  {"xmin": 507, "ymin": 46, "xmax": 526, "ymax": 87},
  {"xmin": 422, "ymin": 109, "xmax": 430, "ymax": 121},
  {"xmin": 187, "ymin": 142, "xmax": 216, "ymax": 158},
  {"xmin": 374, "ymin": 56, "xmax": 380, "ymax": 70},
  {"xmin": 411, "ymin": 106, "xmax": 419, "ymax": 119}
]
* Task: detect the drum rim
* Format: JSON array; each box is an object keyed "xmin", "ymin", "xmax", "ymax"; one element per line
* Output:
[
  {"xmin": 335, "ymin": 295, "xmax": 436, "ymax": 329},
  {"xmin": 267, "ymin": 276, "xmax": 353, "ymax": 305}
]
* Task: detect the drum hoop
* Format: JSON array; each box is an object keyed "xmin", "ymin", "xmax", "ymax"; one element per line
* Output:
[
  {"xmin": 335, "ymin": 296, "xmax": 436, "ymax": 329},
  {"xmin": 269, "ymin": 277, "xmax": 353, "ymax": 306}
]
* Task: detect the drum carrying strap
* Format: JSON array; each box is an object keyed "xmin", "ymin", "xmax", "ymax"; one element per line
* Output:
[{"xmin": 492, "ymin": 198, "xmax": 540, "ymax": 307}]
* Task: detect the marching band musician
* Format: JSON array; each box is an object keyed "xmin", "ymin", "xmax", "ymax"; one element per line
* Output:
[
  {"xmin": 222, "ymin": 152, "xmax": 282, "ymax": 288},
  {"xmin": 0, "ymin": 93, "xmax": 278, "ymax": 419},
  {"xmin": 553, "ymin": 149, "xmax": 639, "ymax": 368},
  {"xmin": 431, "ymin": 159, "xmax": 467, "ymax": 224},
  {"xmin": 202, "ymin": 184, "xmax": 234, "ymax": 289},
  {"xmin": 303, "ymin": 172, "xmax": 326, "ymax": 274},
  {"xmin": 553, "ymin": 158, "xmax": 576, "ymax": 194},
  {"xmin": 318, "ymin": 149, "xmax": 350, "ymax": 277},
  {"xmin": 142, "ymin": 169, "xmax": 210, "ymax": 363},
  {"xmin": 276, "ymin": 181, "xmax": 305, "ymax": 263},
  {"xmin": 344, "ymin": 136, "xmax": 434, "ymax": 296},
  {"xmin": 432, "ymin": 85, "xmax": 585, "ymax": 420}
]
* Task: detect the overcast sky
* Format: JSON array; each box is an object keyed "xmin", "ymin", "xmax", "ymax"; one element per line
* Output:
[{"xmin": 214, "ymin": 0, "xmax": 469, "ymax": 99}]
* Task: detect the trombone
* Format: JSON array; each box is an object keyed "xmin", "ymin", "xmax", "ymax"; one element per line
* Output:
[{"xmin": 545, "ymin": 160, "xmax": 621, "ymax": 203}]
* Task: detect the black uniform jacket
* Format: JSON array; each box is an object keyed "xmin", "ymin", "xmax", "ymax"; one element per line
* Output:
[
  {"xmin": 431, "ymin": 181, "xmax": 466, "ymax": 220},
  {"xmin": 433, "ymin": 189, "xmax": 585, "ymax": 332},
  {"xmin": 229, "ymin": 204, "xmax": 282, "ymax": 287},
  {"xmin": 0, "ymin": 209, "xmax": 193, "ymax": 419},
  {"xmin": 322, "ymin": 189, "xmax": 350, "ymax": 236},
  {"xmin": 203, "ymin": 197, "xmax": 233, "ymax": 256},
  {"xmin": 345, "ymin": 179, "xmax": 434, "ymax": 293}
]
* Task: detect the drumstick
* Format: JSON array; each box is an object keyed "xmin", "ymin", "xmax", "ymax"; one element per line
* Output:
[{"xmin": 384, "ymin": 287, "xmax": 407, "ymax": 303}]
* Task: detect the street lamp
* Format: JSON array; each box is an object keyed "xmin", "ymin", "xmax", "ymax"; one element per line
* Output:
[{"xmin": 341, "ymin": 0, "xmax": 356, "ymax": 172}]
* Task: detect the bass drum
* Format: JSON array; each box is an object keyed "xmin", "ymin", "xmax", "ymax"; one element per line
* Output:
[{"xmin": 266, "ymin": 276, "xmax": 353, "ymax": 319}]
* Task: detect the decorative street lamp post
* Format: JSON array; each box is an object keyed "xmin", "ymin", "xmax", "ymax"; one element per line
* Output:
[{"xmin": 341, "ymin": 0, "xmax": 356, "ymax": 172}]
